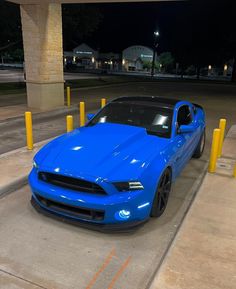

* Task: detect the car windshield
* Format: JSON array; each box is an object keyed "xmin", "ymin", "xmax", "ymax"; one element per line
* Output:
[{"xmin": 87, "ymin": 102, "xmax": 173, "ymax": 138}]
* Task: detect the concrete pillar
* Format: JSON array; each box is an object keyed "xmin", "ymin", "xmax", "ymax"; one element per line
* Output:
[{"xmin": 20, "ymin": 3, "xmax": 64, "ymax": 110}]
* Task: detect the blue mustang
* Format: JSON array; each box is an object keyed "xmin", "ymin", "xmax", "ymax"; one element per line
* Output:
[{"xmin": 29, "ymin": 96, "xmax": 205, "ymax": 230}]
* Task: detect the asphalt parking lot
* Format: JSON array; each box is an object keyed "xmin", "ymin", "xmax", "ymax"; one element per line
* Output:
[
  {"xmin": 1, "ymin": 80, "xmax": 236, "ymax": 154},
  {"xmin": 0, "ymin": 69, "xmax": 100, "ymax": 83}
]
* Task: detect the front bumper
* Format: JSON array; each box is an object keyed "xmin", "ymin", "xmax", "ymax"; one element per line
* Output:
[
  {"xmin": 31, "ymin": 197, "xmax": 147, "ymax": 231},
  {"xmin": 29, "ymin": 168, "xmax": 152, "ymax": 228}
]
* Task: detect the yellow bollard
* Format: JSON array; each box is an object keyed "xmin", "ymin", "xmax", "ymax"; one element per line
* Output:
[
  {"xmin": 66, "ymin": 86, "xmax": 71, "ymax": 107},
  {"xmin": 25, "ymin": 111, "xmax": 33, "ymax": 150},
  {"xmin": 208, "ymin": 128, "xmax": 221, "ymax": 173},
  {"xmin": 218, "ymin": 118, "xmax": 226, "ymax": 158},
  {"xmin": 233, "ymin": 164, "xmax": 236, "ymax": 178},
  {"xmin": 80, "ymin": 101, "xmax": 85, "ymax": 127},
  {"xmin": 101, "ymin": 98, "xmax": 106, "ymax": 108},
  {"xmin": 66, "ymin": 115, "xmax": 73, "ymax": 132}
]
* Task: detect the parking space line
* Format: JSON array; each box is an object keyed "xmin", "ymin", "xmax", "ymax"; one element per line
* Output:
[
  {"xmin": 107, "ymin": 256, "xmax": 132, "ymax": 289},
  {"xmin": 85, "ymin": 248, "xmax": 116, "ymax": 289}
]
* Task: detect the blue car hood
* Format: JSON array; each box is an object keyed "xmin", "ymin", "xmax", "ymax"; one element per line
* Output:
[{"xmin": 37, "ymin": 123, "xmax": 169, "ymax": 181}]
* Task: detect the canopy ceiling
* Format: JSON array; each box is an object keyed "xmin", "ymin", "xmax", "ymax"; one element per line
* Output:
[{"xmin": 8, "ymin": 0, "xmax": 178, "ymax": 4}]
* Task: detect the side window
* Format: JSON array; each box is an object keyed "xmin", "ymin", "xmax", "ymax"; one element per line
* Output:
[{"xmin": 177, "ymin": 105, "xmax": 192, "ymax": 126}]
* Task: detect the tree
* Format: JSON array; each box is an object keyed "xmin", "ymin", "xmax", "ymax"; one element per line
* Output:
[
  {"xmin": 0, "ymin": 1, "xmax": 22, "ymax": 52},
  {"xmin": 142, "ymin": 60, "xmax": 152, "ymax": 70},
  {"xmin": 62, "ymin": 5, "xmax": 103, "ymax": 50},
  {"xmin": 0, "ymin": 2, "xmax": 102, "ymax": 54},
  {"xmin": 11, "ymin": 48, "xmax": 24, "ymax": 62},
  {"xmin": 159, "ymin": 52, "xmax": 174, "ymax": 72}
]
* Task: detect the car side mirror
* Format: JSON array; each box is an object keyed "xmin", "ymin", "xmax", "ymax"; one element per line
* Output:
[
  {"xmin": 87, "ymin": 113, "xmax": 95, "ymax": 121},
  {"xmin": 178, "ymin": 124, "xmax": 195, "ymax": 134}
]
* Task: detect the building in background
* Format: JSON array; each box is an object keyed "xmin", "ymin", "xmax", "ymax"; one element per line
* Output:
[
  {"xmin": 64, "ymin": 43, "xmax": 98, "ymax": 69},
  {"xmin": 122, "ymin": 45, "xmax": 154, "ymax": 71},
  {"xmin": 64, "ymin": 44, "xmax": 122, "ymax": 71},
  {"xmin": 97, "ymin": 52, "xmax": 121, "ymax": 71},
  {"xmin": 64, "ymin": 44, "xmax": 154, "ymax": 72}
]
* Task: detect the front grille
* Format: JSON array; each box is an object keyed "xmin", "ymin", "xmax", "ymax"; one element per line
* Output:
[
  {"xmin": 38, "ymin": 172, "xmax": 106, "ymax": 195},
  {"xmin": 35, "ymin": 194, "xmax": 104, "ymax": 221}
]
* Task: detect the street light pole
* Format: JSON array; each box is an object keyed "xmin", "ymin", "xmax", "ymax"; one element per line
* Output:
[{"xmin": 151, "ymin": 31, "xmax": 159, "ymax": 78}]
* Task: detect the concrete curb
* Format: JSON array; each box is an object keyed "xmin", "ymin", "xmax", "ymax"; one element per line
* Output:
[
  {"xmin": 0, "ymin": 138, "xmax": 53, "ymax": 198},
  {"xmin": 0, "ymin": 105, "xmax": 79, "ymax": 130},
  {"xmin": 70, "ymin": 80, "xmax": 148, "ymax": 91},
  {"xmin": 0, "ymin": 176, "xmax": 28, "ymax": 199},
  {"xmin": 0, "ymin": 138, "xmax": 53, "ymax": 159}
]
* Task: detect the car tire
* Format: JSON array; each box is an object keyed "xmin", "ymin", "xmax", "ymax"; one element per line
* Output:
[
  {"xmin": 192, "ymin": 129, "xmax": 205, "ymax": 159},
  {"xmin": 150, "ymin": 168, "xmax": 172, "ymax": 218}
]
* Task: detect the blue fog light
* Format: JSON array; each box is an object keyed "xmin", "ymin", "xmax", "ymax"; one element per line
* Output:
[{"xmin": 115, "ymin": 210, "xmax": 131, "ymax": 221}]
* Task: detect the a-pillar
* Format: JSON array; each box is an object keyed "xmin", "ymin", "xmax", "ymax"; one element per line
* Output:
[{"xmin": 20, "ymin": 3, "xmax": 64, "ymax": 110}]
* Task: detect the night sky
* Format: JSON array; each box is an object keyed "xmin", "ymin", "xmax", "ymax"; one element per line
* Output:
[
  {"xmin": 79, "ymin": 0, "xmax": 235, "ymax": 64},
  {"xmin": 1, "ymin": 0, "xmax": 235, "ymax": 66}
]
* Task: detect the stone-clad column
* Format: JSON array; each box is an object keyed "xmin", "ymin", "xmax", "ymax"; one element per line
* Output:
[{"xmin": 20, "ymin": 3, "xmax": 64, "ymax": 109}]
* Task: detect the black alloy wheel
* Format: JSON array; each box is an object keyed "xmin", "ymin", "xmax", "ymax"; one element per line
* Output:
[{"xmin": 151, "ymin": 168, "xmax": 172, "ymax": 218}]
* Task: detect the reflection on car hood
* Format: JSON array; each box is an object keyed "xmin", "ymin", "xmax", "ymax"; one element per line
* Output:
[{"xmin": 37, "ymin": 123, "xmax": 169, "ymax": 181}]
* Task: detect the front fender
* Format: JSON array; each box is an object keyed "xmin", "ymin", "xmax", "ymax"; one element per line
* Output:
[{"xmin": 140, "ymin": 154, "xmax": 170, "ymax": 204}]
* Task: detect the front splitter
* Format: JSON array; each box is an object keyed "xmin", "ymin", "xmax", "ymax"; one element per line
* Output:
[{"xmin": 31, "ymin": 196, "xmax": 148, "ymax": 233}]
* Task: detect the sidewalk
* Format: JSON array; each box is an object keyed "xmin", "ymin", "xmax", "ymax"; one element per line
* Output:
[
  {"xmin": 0, "ymin": 104, "xmax": 80, "ymax": 124},
  {"xmin": 0, "ymin": 104, "xmax": 47, "ymax": 122},
  {"xmin": 0, "ymin": 139, "xmax": 52, "ymax": 197},
  {"xmin": 150, "ymin": 126, "xmax": 236, "ymax": 289}
]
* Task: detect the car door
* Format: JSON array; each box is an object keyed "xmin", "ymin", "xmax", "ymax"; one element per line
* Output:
[{"xmin": 174, "ymin": 104, "xmax": 195, "ymax": 174}]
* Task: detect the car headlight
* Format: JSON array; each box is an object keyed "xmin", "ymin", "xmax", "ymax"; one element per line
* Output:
[
  {"xmin": 113, "ymin": 181, "xmax": 144, "ymax": 192},
  {"xmin": 33, "ymin": 160, "xmax": 39, "ymax": 169}
]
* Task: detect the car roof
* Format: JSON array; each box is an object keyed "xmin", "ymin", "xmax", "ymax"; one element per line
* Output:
[{"xmin": 112, "ymin": 96, "xmax": 181, "ymax": 110}]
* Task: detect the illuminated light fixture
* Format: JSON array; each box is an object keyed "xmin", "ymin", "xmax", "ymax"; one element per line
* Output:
[
  {"xmin": 122, "ymin": 59, "xmax": 125, "ymax": 65},
  {"xmin": 110, "ymin": 60, "xmax": 113, "ymax": 65},
  {"xmin": 76, "ymin": 51, "xmax": 92, "ymax": 55},
  {"xmin": 141, "ymin": 54, "xmax": 153, "ymax": 58},
  {"xmin": 119, "ymin": 210, "xmax": 130, "ymax": 219},
  {"xmin": 154, "ymin": 31, "xmax": 160, "ymax": 37},
  {"xmin": 208, "ymin": 65, "xmax": 212, "ymax": 70},
  {"xmin": 73, "ymin": 56, "xmax": 76, "ymax": 62},
  {"xmin": 64, "ymin": 58, "xmax": 67, "ymax": 63},
  {"xmin": 160, "ymin": 63, "xmax": 162, "ymax": 68},
  {"xmin": 115, "ymin": 210, "xmax": 131, "ymax": 220},
  {"xmin": 92, "ymin": 57, "xmax": 95, "ymax": 63},
  {"xmin": 224, "ymin": 64, "xmax": 228, "ymax": 71},
  {"xmin": 114, "ymin": 210, "xmax": 131, "ymax": 221}
]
